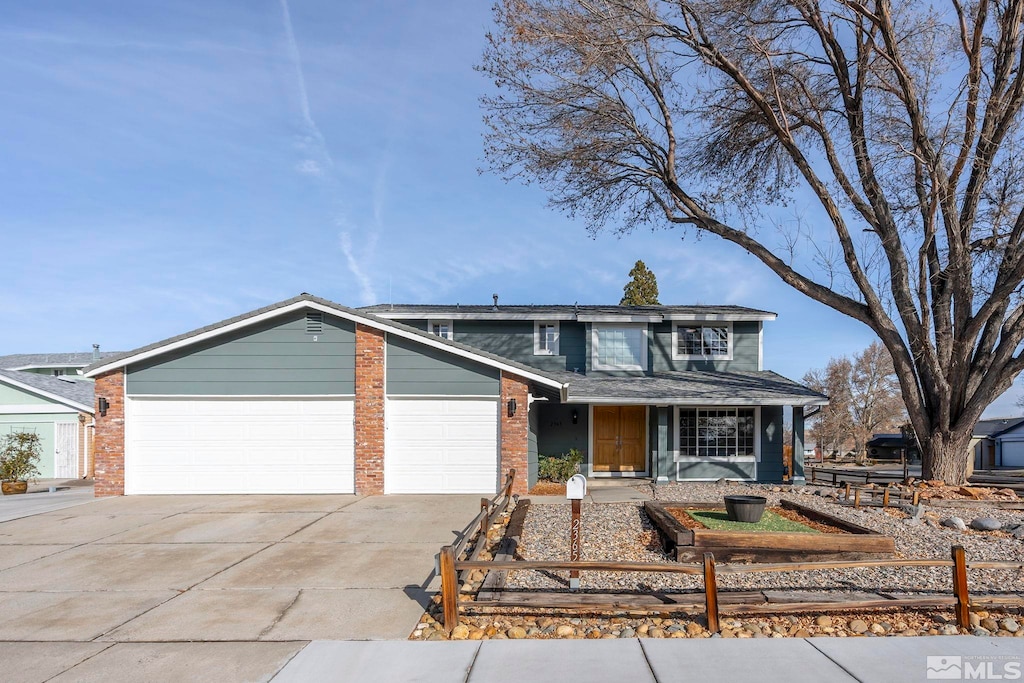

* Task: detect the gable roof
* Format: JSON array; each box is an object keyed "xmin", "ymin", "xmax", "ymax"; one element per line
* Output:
[
  {"xmin": 974, "ymin": 416, "xmax": 1024, "ymax": 438},
  {"xmin": 0, "ymin": 351, "xmax": 121, "ymax": 370},
  {"xmin": 0, "ymin": 369, "xmax": 94, "ymax": 413},
  {"xmin": 83, "ymin": 294, "xmax": 569, "ymax": 394},
  {"xmin": 361, "ymin": 303, "xmax": 777, "ymax": 322}
]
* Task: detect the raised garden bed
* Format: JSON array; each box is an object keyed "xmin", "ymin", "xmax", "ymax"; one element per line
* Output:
[{"xmin": 644, "ymin": 499, "xmax": 896, "ymax": 563}]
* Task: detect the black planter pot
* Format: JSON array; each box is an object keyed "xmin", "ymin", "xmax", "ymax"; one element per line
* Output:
[{"xmin": 724, "ymin": 495, "xmax": 767, "ymax": 523}]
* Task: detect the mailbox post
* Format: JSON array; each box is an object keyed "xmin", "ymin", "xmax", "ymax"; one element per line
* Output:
[{"xmin": 566, "ymin": 474, "xmax": 587, "ymax": 591}]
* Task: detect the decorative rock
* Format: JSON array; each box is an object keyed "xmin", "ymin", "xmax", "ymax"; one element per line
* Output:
[
  {"xmin": 849, "ymin": 619, "xmax": 869, "ymax": 634},
  {"xmin": 981, "ymin": 618, "xmax": 999, "ymax": 632},
  {"xmin": 555, "ymin": 625, "xmax": 575, "ymax": 638},
  {"xmin": 971, "ymin": 517, "xmax": 1002, "ymax": 531},
  {"xmin": 649, "ymin": 628, "xmax": 666, "ymax": 638},
  {"xmin": 940, "ymin": 625, "xmax": 959, "ymax": 636},
  {"xmin": 815, "ymin": 615, "xmax": 833, "ymax": 628},
  {"xmin": 969, "ymin": 613, "xmax": 982, "ymax": 628},
  {"xmin": 941, "ymin": 517, "xmax": 968, "ymax": 531},
  {"xmin": 507, "ymin": 626, "xmax": 527, "ymax": 639},
  {"xmin": 469, "ymin": 629, "xmax": 485, "ymax": 640},
  {"xmin": 1013, "ymin": 527, "xmax": 1024, "ymax": 540},
  {"xmin": 686, "ymin": 622, "xmax": 704, "ymax": 636},
  {"xmin": 586, "ymin": 629, "xmax": 602, "ymax": 639},
  {"xmin": 450, "ymin": 625, "xmax": 470, "ymax": 640},
  {"xmin": 869, "ymin": 623, "xmax": 886, "ymax": 635},
  {"xmin": 1001, "ymin": 618, "xmax": 1020, "ymax": 633},
  {"xmin": 972, "ymin": 627, "xmax": 992, "ymax": 637},
  {"xmin": 620, "ymin": 627, "xmax": 636, "ymax": 638},
  {"xmin": 794, "ymin": 629, "xmax": 811, "ymax": 638}
]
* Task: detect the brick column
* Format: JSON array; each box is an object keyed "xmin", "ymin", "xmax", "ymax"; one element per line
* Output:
[
  {"xmin": 93, "ymin": 369, "xmax": 125, "ymax": 497},
  {"xmin": 354, "ymin": 324, "xmax": 385, "ymax": 494},
  {"xmin": 500, "ymin": 372, "xmax": 530, "ymax": 495}
]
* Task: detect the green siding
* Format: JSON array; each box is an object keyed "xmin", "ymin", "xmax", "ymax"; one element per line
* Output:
[
  {"xmin": 757, "ymin": 405, "xmax": 786, "ymax": 483},
  {"xmin": 386, "ymin": 336, "xmax": 499, "ymax": 396},
  {"xmin": 528, "ymin": 404, "xmax": 540, "ymax": 489},
  {"xmin": 450, "ymin": 320, "xmax": 586, "ymax": 373},
  {"xmin": 0, "ymin": 383, "xmax": 74, "ymax": 407},
  {"xmin": 0, "ymin": 415, "xmax": 74, "ymax": 479},
  {"xmin": 126, "ymin": 311, "xmax": 356, "ymax": 396},
  {"xmin": 536, "ymin": 403, "xmax": 589, "ymax": 466},
  {"xmin": 676, "ymin": 460, "xmax": 757, "ymax": 480},
  {"xmin": 651, "ymin": 321, "xmax": 760, "ymax": 372}
]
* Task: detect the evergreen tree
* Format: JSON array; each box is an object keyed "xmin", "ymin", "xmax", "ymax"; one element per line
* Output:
[{"xmin": 620, "ymin": 260, "xmax": 660, "ymax": 305}]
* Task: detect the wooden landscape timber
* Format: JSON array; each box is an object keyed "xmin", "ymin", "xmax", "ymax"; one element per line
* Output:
[{"xmin": 644, "ymin": 499, "xmax": 895, "ymax": 563}]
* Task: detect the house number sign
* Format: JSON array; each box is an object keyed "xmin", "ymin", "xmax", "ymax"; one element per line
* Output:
[{"xmin": 566, "ymin": 474, "xmax": 587, "ymax": 590}]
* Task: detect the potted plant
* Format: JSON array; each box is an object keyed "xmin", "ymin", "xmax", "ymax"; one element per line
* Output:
[
  {"xmin": 0, "ymin": 430, "xmax": 42, "ymax": 495},
  {"xmin": 724, "ymin": 494, "xmax": 768, "ymax": 523}
]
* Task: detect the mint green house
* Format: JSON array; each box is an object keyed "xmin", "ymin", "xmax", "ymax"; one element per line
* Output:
[{"xmin": 0, "ymin": 350, "xmax": 117, "ymax": 480}]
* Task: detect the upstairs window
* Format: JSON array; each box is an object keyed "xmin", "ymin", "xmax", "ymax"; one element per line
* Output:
[
  {"xmin": 429, "ymin": 319, "xmax": 453, "ymax": 340},
  {"xmin": 673, "ymin": 323, "xmax": 732, "ymax": 360},
  {"xmin": 534, "ymin": 321, "xmax": 560, "ymax": 355},
  {"xmin": 592, "ymin": 325, "xmax": 647, "ymax": 371}
]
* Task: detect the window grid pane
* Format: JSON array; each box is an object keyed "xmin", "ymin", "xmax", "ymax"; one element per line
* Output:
[
  {"xmin": 677, "ymin": 326, "xmax": 729, "ymax": 356},
  {"xmin": 597, "ymin": 327, "xmax": 642, "ymax": 367},
  {"xmin": 679, "ymin": 408, "xmax": 755, "ymax": 457}
]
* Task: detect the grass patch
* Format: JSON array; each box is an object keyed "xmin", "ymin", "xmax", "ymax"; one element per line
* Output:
[{"xmin": 686, "ymin": 509, "xmax": 820, "ymax": 533}]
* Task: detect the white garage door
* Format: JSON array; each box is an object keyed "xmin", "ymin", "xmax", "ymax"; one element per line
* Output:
[
  {"xmin": 385, "ymin": 398, "xmax": 498, "ymax": 494},
  {"xmin": 126, "ymin": 398, "xmax": 355, "ymax": 494},
  {"xmin": 1002, "ymin": 440, "xmax": 1024, "ymax": 468}
]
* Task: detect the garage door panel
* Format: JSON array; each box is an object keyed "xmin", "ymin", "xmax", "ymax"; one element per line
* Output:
[
  {"xmin": 1002, "ymin": 441, "xmax": 1024, "ymax": 467},
  {"xmin": 386, "ymin": 398, "xmax": 498, "ymax": 494},
  {"xmin": 126, "ymin": 398, "xmax": 354, "ymax": 494}
]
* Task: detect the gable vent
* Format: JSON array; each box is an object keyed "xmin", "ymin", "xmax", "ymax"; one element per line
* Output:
[{"xmin": 306, "ymin": 311, "xmax": 324, "ymax": 334}]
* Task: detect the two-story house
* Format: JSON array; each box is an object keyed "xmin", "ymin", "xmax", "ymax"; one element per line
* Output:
[{"xmin": 83, "ymin": 294, "xmax": 824, "ymax": 497}]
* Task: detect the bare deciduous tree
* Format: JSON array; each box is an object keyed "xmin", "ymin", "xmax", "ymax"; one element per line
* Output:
[
  {"xmin": 806, "ymin": 342, "xmax": 907, "ymax": 458},
  {"xmin": 480, "ymin": 0, "xmax": 1024, "ymax": 482}
]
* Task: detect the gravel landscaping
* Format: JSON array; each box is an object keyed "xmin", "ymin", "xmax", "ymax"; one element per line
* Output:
[
  {"xmin": 409, "ymin": 480, "xmax": 1024, "ymax": 640},
  {"xmin": 506, "ymin": 481, "xmax": 1024, "ymax": 596}
]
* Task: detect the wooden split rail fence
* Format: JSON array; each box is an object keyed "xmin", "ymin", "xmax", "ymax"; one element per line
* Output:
[
  {"xmin": 440, "ymin": 527, "xmax": 1024, "ymax": 635},
  {"xmin": 441, "ymin": 469, "xmax": 516, "ymax": 588}
]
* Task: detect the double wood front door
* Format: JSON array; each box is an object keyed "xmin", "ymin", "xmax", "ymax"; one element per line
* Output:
[{"xmin": 593, "ymin": 406, "xmax": 647, "ymax": 473}]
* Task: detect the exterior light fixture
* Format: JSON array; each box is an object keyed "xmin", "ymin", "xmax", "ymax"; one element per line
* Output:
[
  {"xmin": 507, "ymin": 398, "xmax": 517, "ymax": 418},
  {"xmin": 98, "ymin": 397, "xmax": 109, "ymax": 417}
]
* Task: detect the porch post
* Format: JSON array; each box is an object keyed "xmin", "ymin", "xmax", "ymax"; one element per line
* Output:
[
  {"xmin": 791, "ymin": 406, "xmax": 805, "ymax": 485},
  {"xmin": 656, "ymin": 406, "xmax": 670, "ymax": 483}
]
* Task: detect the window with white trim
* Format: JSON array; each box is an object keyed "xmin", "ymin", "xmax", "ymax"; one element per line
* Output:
[
  {"xmin": 677, "ymin": 407, "xmax": 756, "ymax": 458},
  {"xmin": 673, "ymin": 323, "xmax": 732, "ymax": 360},
  {"xmin": 428, "ymin": 319, "xmax": 453, "ymax": 340},
  {"xmin": 592, "ymin": 325, "xmax": 647, "ymax": 370},
  {"xmin": 534, "ymin": 321, "xmax": 560, "ymax": 355}
]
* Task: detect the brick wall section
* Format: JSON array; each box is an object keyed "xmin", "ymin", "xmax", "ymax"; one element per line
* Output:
[
  {"xmin": 354, "ymin": 324, "xmax": 385, "ymax": 494},
  {"xmin": 500, "ymin": 372, "xmax": 530, "ymax": 496},
  {"xmin": 93, "ymin": 369, "xmax": 125, "ymax": 496}
]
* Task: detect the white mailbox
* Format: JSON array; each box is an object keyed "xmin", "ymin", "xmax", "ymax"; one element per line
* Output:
[{"xmin": 566, "ymin": 474, "xmax": 587, "ymax": 500}]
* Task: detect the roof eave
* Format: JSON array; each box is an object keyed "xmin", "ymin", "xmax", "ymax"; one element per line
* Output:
[{"xmin": 0, "ymin": 374, "xmax": 93, "ymax": 414}]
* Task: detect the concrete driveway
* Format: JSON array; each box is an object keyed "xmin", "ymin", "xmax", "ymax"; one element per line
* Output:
[{"xmin": 0, "ymin": 493, "xmax": 478, "ymax": 682}]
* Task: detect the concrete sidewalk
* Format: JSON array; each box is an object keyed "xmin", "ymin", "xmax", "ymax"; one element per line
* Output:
[
  {"xmin": 272, "ymin": 637, "xmax": 1024, "ymax": 683},
  {"xmin": 0, "ymin": 485, "xmax": 97, "ymax": 523}
]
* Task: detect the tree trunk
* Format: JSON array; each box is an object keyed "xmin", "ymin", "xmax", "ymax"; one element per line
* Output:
[{"xmin": 921, "ymin": 431, "xmax": 972, "ymax": 484}]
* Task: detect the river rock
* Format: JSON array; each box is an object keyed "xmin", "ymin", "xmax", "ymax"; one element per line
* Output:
[
  {"xmin": 815, "ymin": 615, "xmax": 833, "ymax": 628},
  {"xmin": 849, "ymin": 619, "xmax": 869, "ymax": 634},
  {"xmin": 450, "ymin": 625, "xmax": 470, "ymax": 640},
  {"xmin": 507, "ymin": 626, "xmax": 527, "ymax": 639},
  {"xmin": 941, "ymin": 517, "xmax": 968, "ymax": 531},
  {"xmin": 981, "ymin": 618, "xmax": 999, "ymax": 632},
  {"xmin": 1001, "ymin": 618, "xmax": 1021, "ymax": 633},
  {"xmin": 555, "ymin": 625, "xmax": 575, "ymax": 637},
  {"xmin": 971, "ymin": 517, "xmax": 1002, "ymax": 531}
]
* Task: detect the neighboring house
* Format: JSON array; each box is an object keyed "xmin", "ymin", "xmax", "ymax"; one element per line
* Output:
[
  {"xmin": 0, "ymin": 370, "xmax": 95, "ymax": 479},
  {"xmin": 971, "ymin": 417, "xmax": 1024, "ymax": 470},
  {"xmin": 0, "ymin": 348, "xmax": 120, "ymax": 480},
  {"xmin": 0, "ymin": 347, "xmax": 115, "ymax": 380},
  {"xmin": 866, "ymin": 434, "xmax": 920, "ymax": 463},
  {"xmin": 83, "ymin": 294, "xmax": 826, "ymax": 497}
]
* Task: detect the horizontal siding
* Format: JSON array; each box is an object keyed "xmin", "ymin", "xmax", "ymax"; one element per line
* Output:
[
  {"xmin": 535, "ymin": 403, "xmax": 589, "ymax": 462},
  {"xmin": 758, "ymin": 405, "xmax": 786, "ymax": 483},
  {"xmin": 395, "ymin": 320, "xmax": 588, "ymax": 373},
  {"xmin": 386, "ymin": 336, "xmax": 499, "ymax": 396},
  {"xmin": 0, "ymin": 383, "xmax": 60, "ymax": 406},
  {"xmin": 675, "ymin": 460, "xmax": 756, "ymax": 480},
  {"xmin": 651, "ymin": 320, "xmax": 760, "ymax": 372},
  {"xmin": 127, "ymin": 311, "xmax": 355, "ymax": 396}
]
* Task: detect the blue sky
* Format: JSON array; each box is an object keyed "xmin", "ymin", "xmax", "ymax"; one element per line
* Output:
[{"xmin": 0, "ymin": 0, "xmax": 1019, "ymax": 416}]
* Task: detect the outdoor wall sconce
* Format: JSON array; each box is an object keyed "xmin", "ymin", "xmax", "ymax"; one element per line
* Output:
[
  {"xmin": 98, "ymin": 397, "xmax": 109, "ymax": 417},
  {"xmin": 507, "ymin": 398, "xmax": 517, "ymax": 418},
  {"xmin": 571, "ymin": 409, "xmax": 579, "ymax": 424}
]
